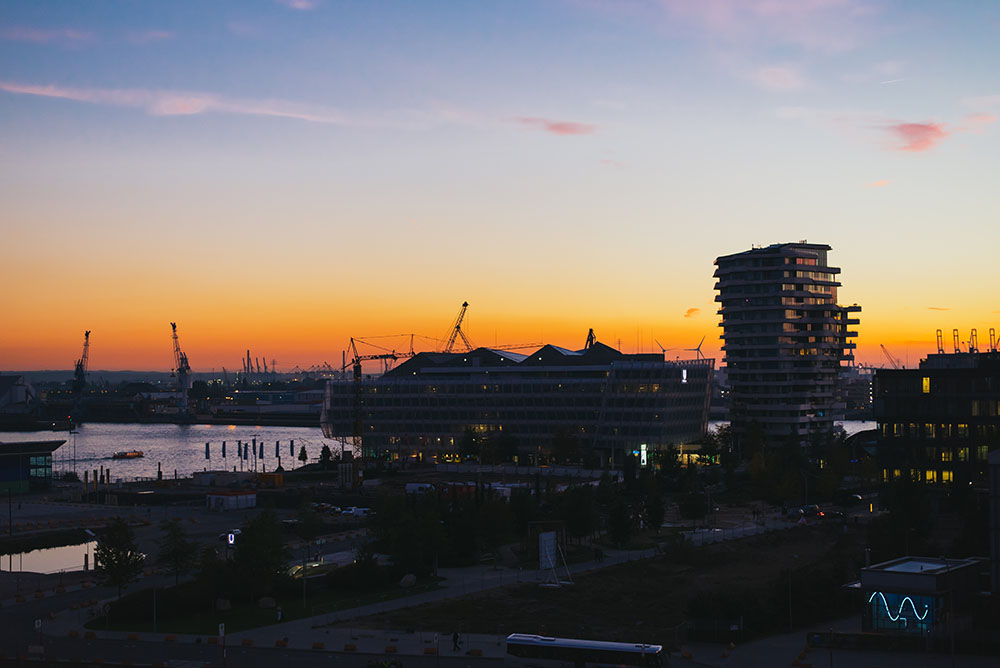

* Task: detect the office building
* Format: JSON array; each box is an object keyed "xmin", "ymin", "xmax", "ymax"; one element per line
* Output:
[
  {"xmin": 874, "ymin": 350, "xmax": 1000, "ymax": 489},
  {"xmin": 321, "ymin": 340, "xmax": 712, "ymax": 466},
  {"xmin": 714, "ymin": 242, "xmax": 860, "ymax": 448}
]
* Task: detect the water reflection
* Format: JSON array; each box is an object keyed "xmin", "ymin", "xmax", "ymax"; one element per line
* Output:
[{"xmin": 1, "ymin": 541, "xmax": 96, "ymax": 574}]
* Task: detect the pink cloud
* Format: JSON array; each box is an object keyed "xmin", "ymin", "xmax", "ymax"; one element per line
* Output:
[
  {"xmin": 276, "ymin": 0, "xmax": 320, "ymax": 9},
  {"xmin": 126, "ymin": 30, "xmax": 174, "ymax": 45},
  {"xmin": 600, "ymin": 158, "xmax": 624, "ymax": 168},
  {"xmin": 965, "ymin": 113, "xmax": 996, "ymax": 124},
  {"xmin": 514, "ymin": 117, "xmax": 596, "ymax": 136},
  {"xmin": 0, "ymin": 27, "xmax": 94, "ymax": 45},
  {"xmin": 0, "ymin": 81, "xmax": 347, "ymax": 125},
  {"xmin": 887, "ymin": 122, "xmax": 948, "ymax": 152},
  {"xmin": 866, "ymin": 179, "xmax": 890, "ymax": 188}
]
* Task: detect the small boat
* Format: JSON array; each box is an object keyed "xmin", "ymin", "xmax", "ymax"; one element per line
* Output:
[{"xmin": 111, "ymin": 450, "xmax": 144, "ymax": 460}]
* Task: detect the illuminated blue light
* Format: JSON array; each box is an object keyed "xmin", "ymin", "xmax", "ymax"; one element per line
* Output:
[{"xmin": 868, "ymin": 592, "xmax": 929, "ymax": 627}]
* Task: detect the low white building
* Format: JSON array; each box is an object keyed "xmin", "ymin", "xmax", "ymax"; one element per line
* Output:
[{"xmin": 206, "ymin": 490, "xmax": 256, "ymax": 511}]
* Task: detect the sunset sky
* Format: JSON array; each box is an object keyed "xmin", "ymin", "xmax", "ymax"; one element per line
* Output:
[{"xmin": 2, "ymin": 1, "xmax": 998, "ymax": 372}]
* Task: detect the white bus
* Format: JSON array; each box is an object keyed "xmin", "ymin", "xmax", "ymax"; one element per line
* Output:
[{"xmin": 505, "ymin": 634, "xmax": 665, "ymax": 668}]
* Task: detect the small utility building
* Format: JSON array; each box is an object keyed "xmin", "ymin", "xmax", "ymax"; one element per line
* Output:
[
  {"xmin": 0, "ymin": 440, "xmax": 64, "ymax": 494},
  {"xmin": 860, "ymin": 556, "xmax": 980, "ymax": 640}
]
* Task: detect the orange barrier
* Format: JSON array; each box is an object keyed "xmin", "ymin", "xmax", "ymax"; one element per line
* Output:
[
  {"xmin": 165, "ymin": 634, "xmax": 177, "ymax": 643},
  {"xmin": 385, "ymin": 646, "xmax": 397, "ymax": 654},
  {"xmin": 344, "ymin": 643, "xmax": 357, "ymax": 652},
  {"xmin": 241, "ymin": 639, "xmax": 253, "ymax": 647},
  {"xmin": 424, "ymin": 647, "xmax": 439, "ymax": 655},
  {"xmin": 312, "ymin": 642, "xmax": 325, "ymax": 650}
]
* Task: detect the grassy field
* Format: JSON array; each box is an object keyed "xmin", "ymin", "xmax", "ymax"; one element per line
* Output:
[
  {"xmin": 86, "ymin": 577, "xmax": 444, "ymax": 635},
  {"xmin": 334, "ymin": 525, "xmax": 861, "ymax": 646}
]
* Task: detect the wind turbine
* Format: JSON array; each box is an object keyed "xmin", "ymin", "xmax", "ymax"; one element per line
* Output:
[
  {"xmin": 654, "ymin": 339, "xmax": 678, "ymax": 356},
  {"xmin": 685, "ymin": 336, "xmax": 706, "ymax": 361}
]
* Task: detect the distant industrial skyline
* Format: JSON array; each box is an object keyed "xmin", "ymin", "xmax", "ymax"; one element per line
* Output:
[{"xmin": 2, "ymin": 1, "xmax": 998, "ymax": 371}]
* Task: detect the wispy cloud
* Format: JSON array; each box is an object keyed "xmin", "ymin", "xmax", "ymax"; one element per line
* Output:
[
  {"xmin": 276, "ymin": 0, "xmax": 321, "ymax": 9},
  {"xmin": 660, "ymin": 0, "xmax": 874, "ymax": 53},
  {"xmin": 927, "ymin": 306, "xmax": 949, "ymax": 311},
  {"xmin": 126, "ymin": 30, "xmax": 174, "ymax": 45},
  {"xmin": 600, "ymin": 158, "xmax": 624, "ymax": 168},
  {"xmin": 513, "ymin": 117, "xmax": 597, "ymax": 136},
  {"xmin": 887, "ymin": 121, "xmax": 948, "ymax": 152},
  {"xmin": 0, "ymin": 81, "xmax": 347, "ymax": 125},
  {"xmin": 753, "ymin": 65, "xmax": 806, "ymax": 90},
  {"xmin": 0, "ymin": 26, "xmax": 95, "ymax": 45},
  {"xmin": 684, "ymin": 308, "xmax": 701, "ymax": 318},
  {"xmin": 866, "ymin": 179, "xmax": 890, "ymax": 188},
  {"xmin": 964, "ymin": 112, "xmax": 996, "ymax": 125}
]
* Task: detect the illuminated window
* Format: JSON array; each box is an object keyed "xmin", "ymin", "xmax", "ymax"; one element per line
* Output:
[
  {"xmin": 957, "ymin": 424, "xmax": 968, "ymax": 437},
  {"xmin": 911, "ymin": 469, "xmax": 921, "ymax": 482},
  {"xmin": 940, "ymin": 450, "xmax": 952, "ymax": 462},
  {"xmin": 977, "ymin": 445, "xmax": 989, "ymax": 461},
  {"xmin": 957, "ymin": 447, "xmax": 969, "ymax": 462},
  {"xmin": 924, "ymin": 423, "xmax": 936, "ymax": 438},
  {"xmin": 922, "ymin": 377, "xmax": 930, "ymax": 394},
  {"xmin": 925, "ymin": 470, "xmax": 937, "ymax": 483},
  {"xmin": 882, "ymin": 469, "xmax": 889, "ymax": 483},
  {"xmin": 892, "ymin": 469, "xmax": 901, "ymax": 480},
  {"xmin": 941, "ymin": 470, "xmax": 953, "ymax": 483}
]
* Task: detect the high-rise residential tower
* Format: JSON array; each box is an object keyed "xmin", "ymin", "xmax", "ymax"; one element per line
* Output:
[{"xmin": 714, "ymin": 242, "xmax": 860, "ymax": 448}]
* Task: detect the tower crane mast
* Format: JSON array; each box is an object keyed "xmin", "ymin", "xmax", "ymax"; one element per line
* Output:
[
  {"xmin": 170, "ymin": 322, "xmax": 192, "ymax": 413},
  {"xmin": 443, "ymin": 301, "xmax": 473, "ymax": 353},
  {"xmin": 72, "ymin": 330, "xmax": 91, "ymax": 397}
]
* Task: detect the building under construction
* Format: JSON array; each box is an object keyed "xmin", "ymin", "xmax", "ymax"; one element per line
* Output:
[{"xmin": 321, "ymin": 336, "xmax": 713, "ymax": 467}]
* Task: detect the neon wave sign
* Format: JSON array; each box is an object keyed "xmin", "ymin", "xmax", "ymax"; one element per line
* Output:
[{"xmin": 867, "ymin": 592, "xmax": 930, "ymax": 628}]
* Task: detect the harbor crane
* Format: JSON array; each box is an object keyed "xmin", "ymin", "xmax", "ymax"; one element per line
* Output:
[
  {"xmin": 170, "ymin": 322, "xmax": 192, "ymax": 412},
  {"xmin": 72, "ymin": 330, "xmax": 90, "ymax": 397},
  {"xmin": 880, "ymin": 344, "xmax": 902, "ymax": 369},
  {"xmin": 936, "ymin": 329, "xmax": 944, "ymax": 355},
  {"xmin": 443, "ymin": 301, "xmax": 473, "ymax": 353}
]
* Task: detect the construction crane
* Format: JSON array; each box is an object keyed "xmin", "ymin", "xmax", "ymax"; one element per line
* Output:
[
  {"xmin": 170, "ymin": 322, "xmax": 192, "ymax": 412},
  {"xmin": 952, "ymin": 329, "xmax": 961, "ymax": 354},
  {"xmin": 936, "ymin": 329, "xmax": 944, "ymax": 355},
  {"xmin": 880, "ymin": 344, "xmax": 902, "ymax": 369},
  {"xmin": 969, "ymin": 328, "xmax": 979, "ymax": 354},
  {"xmin": 72, "ymin": 330, "xmax": 90, "ymax": 397},
  {"xmin": 585, "ymin": 329, "xmax": 597, "ymax": 350},
  {"xmin": 339, "ymin": 337, "xmax": 418, "ymax": 462},
  {"xmin": 990, "ymin": 328, "xmax": 997, "ymax": 353},
  {"xmin": 443, "ymin": 301, "xmax": 473, "ymax": 353}
]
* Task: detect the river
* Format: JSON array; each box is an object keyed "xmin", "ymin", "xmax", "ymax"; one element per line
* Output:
[{"xmin": 0, "ymin": 422, "xmax": 335, "ymax": 481}]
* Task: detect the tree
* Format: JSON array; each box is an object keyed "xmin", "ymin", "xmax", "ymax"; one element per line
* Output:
[
  {"xmin": 643, "ymin": 493, "xmax": 665, "ymax": 535},
  {"xmin": 297, "ymin": 445, "xmax": 308, "ymax": 466},
  {"xmin": 551, "ymin": 428, "xmax": 580, "ymax": 464},
  {"xmin": 562, "ymin": 486, "xmax": 596, "ymax": 543},
  {"xmin": 608, "ymin": 499, "xmax": 631, "ymax": 547},
  {"xmin": 233, "ymin": 510, "xmax": 288, "ymax": 602},
  {"xmin": 296, "ymin": 502, "xmax": 322, "ymax": 540},
  {"xmin": 96, "ymin": 518, "xmax": 145, "ymax": 599},
  {"xmin": 319, "ymin": 444, "xmax": 333, "ymax": 469},
  {"xmin": 158, "ymin": 518, "xmax": 195, "ymax": 585}
]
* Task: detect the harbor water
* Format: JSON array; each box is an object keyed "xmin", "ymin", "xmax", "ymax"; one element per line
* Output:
[
  {"xmin": 0, "ymin": 423, "xmax": 335, "ymax": 481},
  {"xmin": 0, "ymin": 421, "xmax": 876, "ymax": 483}
]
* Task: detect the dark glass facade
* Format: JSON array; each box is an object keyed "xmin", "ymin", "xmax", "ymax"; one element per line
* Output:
[{"xmin": 321, "ymin": 343, "xmax": 712, "ymax": 464}]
